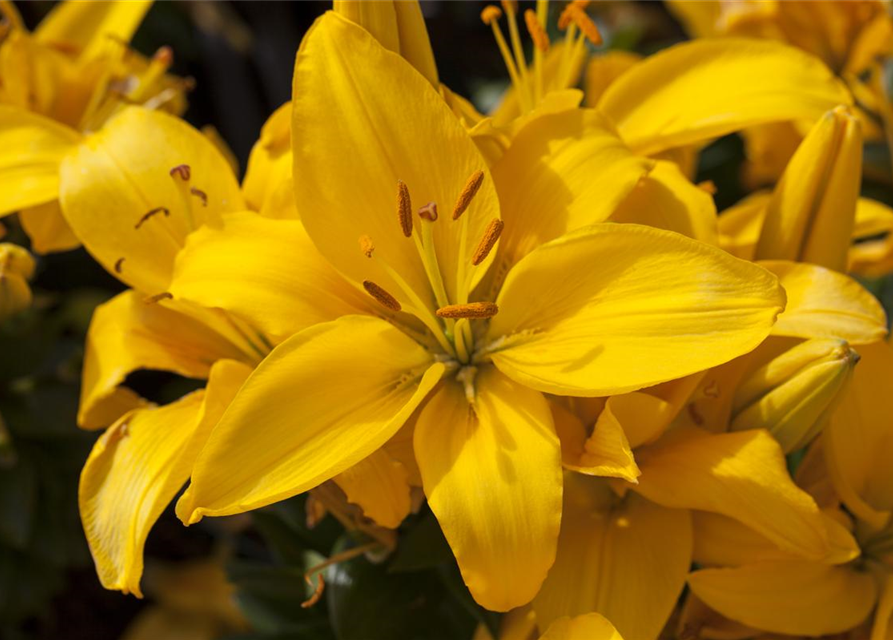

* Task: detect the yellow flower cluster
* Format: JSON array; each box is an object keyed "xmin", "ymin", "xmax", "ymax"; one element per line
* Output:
[{"xmin": 2, "ymin": 1, "xmax": 893, "ymax": 638}]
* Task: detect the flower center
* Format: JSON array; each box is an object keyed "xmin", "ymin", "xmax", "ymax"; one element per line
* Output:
[{"xmin": 359, "ymin": 173, "xmax": 503, "ymax": 367}]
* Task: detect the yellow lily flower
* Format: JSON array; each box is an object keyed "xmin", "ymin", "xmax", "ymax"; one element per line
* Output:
[
  {"xmin": 165, "ymin": 12, "xmax": 789, "ymax": 613},
  {"xmin": 686, "ymin": 341, "xmax": 893, "ymax": 637},
  {"xmin": 0, "ymin": 0, "xmax": 188, "ymax": 253},
  {"xmin": 530, "ymin": 376, "xmax": 845, "ymax": 640}
]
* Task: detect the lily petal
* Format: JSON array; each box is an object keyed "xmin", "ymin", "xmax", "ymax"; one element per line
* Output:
[
  {"xmin": 59, "ymin": 107, "xmax": 245, "ymax": 294},
  {"xmin": 177, "ymin": 315, "xmax": 443, "ymax": 523},
  {"xmin": 79, "ymin": 359, "xmax": 252, "ymax": 596},
  {"xmin": 292, "ymin": 12, "xmax": 498, "ymax": 306},
  {"xmin": 533, "ymin": 475, "xmax": 691, "ymax": 640},
  {"xmin": 19, "ymin": 201, "xmax": 80, "ymax": 254},
  {"xmin": 552, "ymin": 400, "xmax": 640, "ymax": 483},
  {"xmin": 80, "ymin": 290, "xmax": 255, "ymax": 430},
  {"xmin": 414, "ymin": 367, "xmax": 562, "ymax": 612},
  {"xmin": 35, "ymin": 0, "xmax": 151, "ymax": 59},
  {"xmin": 826, "ymin": 341, "xmax": 893, "ymax": 526},
  {"xmin": 488, "ymin": 224, "xmax": 785, "ymax": 396},
  {"xmin": 488, "ymin": 110, "xmax": 650, "ymax": 278},
  {"xmin": 242, "ymin": 102, "xmax": 296, "ymax": 219},
  {"xmin": 170, "ymin": 212, "xmax": 370, "ymax": 344},
  {"xmin": 598, "ymin": 38, "xmax": 852, "ymax": 155},
  {"xmin": 760, "ymin": 260, "xmax": 887, "ymax": 345},
  {"xmin": 688, "ymin": 561, "xmax": 877, "ymax": 636},
  {"xmin": 609, "ymin": 160, "xmax": 718, "ymax": 245},
  {"xmin": 0, "ymin": 106, "xmax": 80, "ymax": 216},
  {"xmin": 634, "ymin": 428, "xmax": 831, "ymax": 560},
  {"xmin": 539, "ymin": 614, "xmax": 624, "ymax": 640},
  {"xmin": 333, "ymin": 448, "xmax": 412, "ymax": 529}
]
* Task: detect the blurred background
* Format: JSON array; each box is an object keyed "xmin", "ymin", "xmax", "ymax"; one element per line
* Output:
[{"xmin": 5, "ymin": 2, "xmax": 888, "ymax": 639}]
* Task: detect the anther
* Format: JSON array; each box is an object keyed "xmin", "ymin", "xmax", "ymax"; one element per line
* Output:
[
  {"xmin": 363, "ymin": 280, "xmax": 402, "ymax": 312},
  {"xmin": 153, "ymin": 45, "xmax": 174, "ymax": 67},
  {"xmin": 190, "ymin": 187, "xmax": 208, "ymax": 206},
  {"xmin": 500, "ymin": 0, "xmax": 517, "ymax": 14},
  {"xmin": 452, "ymin": 170, "xmax": 485, "ymax": 220},
  {"xmin": 134, "ymin": 207, "xmax": 170, "ymax": 229},
  {"xmin": 114, "ymin": 257, "xmax": 125, "ymax": 274},
  {"xmin": 169, "ymin": 164, "xmax": 191, "ymax": 181},
  {"xmin": 525, "ymin": 10, "xmax": 550, "ymax": 53},
  {"xmin": 397, "ymin": 180, "xmax": 413, "ymax": 237},
  {"xmin": 567, "ymin": 6, "xmax": 602, "ymax": 46},
  {"xmin": 419, "ymin": 202, "xmax": 438, "ymax": 222},
  {"xmin": 359, "ymin": 235, "xmax": 375, "ymax": 258},
  {"xmin": 436, "ymin": 302, "xmax": 499, "ymax": 319},
  {"xmin": 471, "ymin": 219, "xmax": 504, "ymax": 266},
  {"xmin": 697, "ymin": 180, "xmax": 717, "ymax": 195},
  {"xmin": 145, "ymin": 292, "xmax": 173, "ymax": 304},
  {"xmin": 480, "ymin": 5, "xmax": 503, "ymax": 25},
  {"xmin": 558, "ymin": 8, "xmax": 574, "ymax": 30}
]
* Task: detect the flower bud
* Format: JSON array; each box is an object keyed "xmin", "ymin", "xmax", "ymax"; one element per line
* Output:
[
  {"xmin": 730, "ymin": 338, "xmax": 858, "ymax": 453},
  {"xmin": 755, "ymin": 106, "xmax": 861, "ymax": 273},
  {"xmin": 0, "ymin": 243, "xmax": 35, "ymax": 321}
]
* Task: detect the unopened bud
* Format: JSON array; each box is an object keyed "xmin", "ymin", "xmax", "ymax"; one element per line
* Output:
[
  {"xmin": 730, "ymin": 338, "xmax": 858, "ymax": 453},
  {"xmin": 0, "ymin": 244, "xmax": 35, "ymax": 321},
  {"xmin": 755, "ymin": 106, "xmax": 861, "ymax": 273}
]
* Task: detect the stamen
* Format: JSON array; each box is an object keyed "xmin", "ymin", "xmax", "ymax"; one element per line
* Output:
[
  {"xmin": 301, "ymin": 573, "xmax": 325, "ymax": 609},
  {"xmin": 135, "ymin": 207, "xmax": 170, "ymax": 229},
  {"xmin": 170, "ymin": 164, "xmax": 191, "ymax": 181},
  {"xmin": 558, "ymin": 7, "xmax": 574, "ymax": 30},
  {"xmin": 153, "ymin": 45, "xmax": 174, "ymax": 68},
  {"xmin": 471, "ymin": 219, "xmax": 504, "ymax": 266},
  {"xmin": 567, "ymin": 6, "xmax": 602, "ymax": 46},
  {"xmin": 145, "ymin": 292, "xmax": 173, "ymax": 304},
  {"xmin": 525, "ymin": 9, "xmax": 550, "ymax": 53},
  {"xmin": 359, "ymin": 235, "xmax": 375, "ymax": 258},
  {"xmin": 480, "ymin": 5, "xmax": 503, "ymax": 25},
  {"xmin": 453, "ymin": 170, "xmax": 485, "ymax": 220},
  {"xmin": 190, "ymin": 187, "xmax": 208, "ymax": 206},
  {"xmin": 457, "ymin": 366, "xmax": 478, "ymax": 403},
  {"xmin": 397, "ymin": 180, "xmax": 413, "ymax": 237},
  {"xmin": 501, "ymin": 0, "xmax": 532, "ymax": 110},
  {"xmin": 500, "ymin": 0, "xmax": 517, "ymax": 13},
  {"xmin": 114, "ymin": 257, "xmax": 125, "ymax": 274},
  {"xmin": 419, "ymin": 202, "xmax": 438, "ymax": 222},
  {"xmin": 436, "ymin": 302, "xmax": 499, "ymax": 319},
  {"xmin": 363, "ymin": 280, "xmax": 402, "ymax": 312}
]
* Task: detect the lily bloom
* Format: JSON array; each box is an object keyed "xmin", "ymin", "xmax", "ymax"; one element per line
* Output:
[
  {"xmin": 0, "ymin": 0, "xmax": 188, "ymax": 253},
  {"xmin": 170, "ymin": 12, "xmax": 788, "ymax": 612}
]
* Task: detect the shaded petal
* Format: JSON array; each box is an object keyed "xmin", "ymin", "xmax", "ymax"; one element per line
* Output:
[
  {"xmin": 584, "ymin": 51, "xmax": 641, "ymax": 107},
  {"xmin": 292, "ymin": 12, "xmax": 498, "ymax": 306},
  {"xmin": 551, "ymin": 400, "xmax": 640, "ymax": 483},
  {"xmin": 761, "ymin": 260, "xmax": 888, "ymax": 345},
  {"xmin": 414, "ymin": 367, "xmax": 561, "ymax": 612},
  {"xmin": 688, "ymin": 561, "xmax": 877, "ymax": 636},
  {"xmin": 177, "ymin": 315, "xmax": 443, "ymax": 523},
  {"xmin": 242, "ymin": 102, "xmax": 296, "ymax": 219},
  {"xmin": 59, "ymin": 107, "xmax": 245, "ymax": 293},
  {"xmin": 0, "ymin": 106, "xmax": 80, "ymax": 216},
  {"xmin": 170, "ymin": 212, "xmax": 371, "ymax": 344},
  {"xmin": 18, "ymin": 201, "xmax": 80, "ymax": 254},
  {"xmin": 333, "ymin": 448, "xmax": 412, "ymax": 529},
  {"xmin": 597, "ymin": 38, "xmax": 852, "ymax": 155},
  {"xmin": 539, "ymin": 614, "xmax": 624, "ymax": 640},
  {"xmin": 488, "ymin": 224, "xmax": 785, "ymax": 396},
  {"xmin": 634, "ymin": 428, "xmax": 832, "ymax": 560},
  {"xmin": 79, "ymin": 359, "xmax": 252, "ymax": 595},
  {"xmin": 609, "ymin": 160, "xmax": 718, "ymax": 245},
  {"xmin": 826, "ymin": 341, "xmax": 893, "ymax": 526},
  {"xmin": 534, "ymin": 475, "xmax": 691, "ymax": 640},
  {"xmin": 488, "ymin": 110, "xmax": 650, "ymax": 279},
  {"xmin": 80, "ymin": 291, "xmax": 256, "ymax": 430}
]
